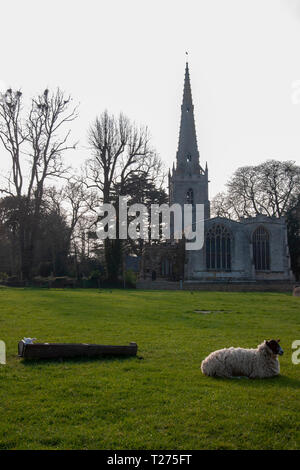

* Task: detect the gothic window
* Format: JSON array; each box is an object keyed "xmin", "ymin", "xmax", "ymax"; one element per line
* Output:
[
  {"xmin": 206, "ymin": 224, "xmax": 232, "ymax": 271},
  {"xmin": 186, "ymin": 188, "xmax": 194, "ymax": 205},
  {"xmin": 161, "ymin": 258, "xmax": 173, "ymax": 277},
  {"xmin": 186, "ymin": 154, "xmax": 192, "ymax": 163},
  {"xmin": 252, "ymin": 227, "xmax": 270, "ymax": 271}
]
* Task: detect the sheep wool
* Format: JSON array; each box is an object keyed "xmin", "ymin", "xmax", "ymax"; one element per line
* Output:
[{"xmin": 201, "ymin": 341, "xmax": 280, "ymax": 379}]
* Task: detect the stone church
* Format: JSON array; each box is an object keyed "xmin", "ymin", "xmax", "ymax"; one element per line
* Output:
[{"xmin": 140, "ymin": 62, "xmax": 293, "ymax": 283}]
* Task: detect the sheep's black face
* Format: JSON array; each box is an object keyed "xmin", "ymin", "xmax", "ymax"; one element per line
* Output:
[{"xmin": 266, "ymin": 339, "xmax": 283, "ymax": 356}]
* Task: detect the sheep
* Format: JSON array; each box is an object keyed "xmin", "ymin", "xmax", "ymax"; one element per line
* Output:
[{"xmin": 201, "ymin": 339, "xmax": 283, "ymax": 379}]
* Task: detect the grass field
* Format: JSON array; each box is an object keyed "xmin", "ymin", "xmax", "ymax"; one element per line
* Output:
[{"xmin": 0, "ymin": 287, "xmax": 299, "ymax": 450}]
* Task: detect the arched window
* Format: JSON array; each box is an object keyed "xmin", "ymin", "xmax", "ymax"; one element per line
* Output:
[
  {"xmin": 186, "ymin": 188, "xmax": 193, "ymax": 205},
  {"xmin": 186, "ymin": 154, "xmax": 192, "ymax": 163},
  {"xmin": 161, "ymin": 258, "xmax": 173, "ymax": 277},
  {"xmin": 252, "ymin": 227, "xmax": 270, "ymax": 270},
  {"xmin": 206, "ymin": 224, "xmax": 232, "ymax": 271}
]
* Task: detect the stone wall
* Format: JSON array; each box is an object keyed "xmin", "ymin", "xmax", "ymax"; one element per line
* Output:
[
  {"xmin": 137, "ymin": 279, "xmax": 296, "ymax": 292},
  {"xmin": 186, "ymin": 215, "xmax": 293, "ymax": 281},
  {"xmin": 183, "ymin": 281, "xmax": 295, "ymax": 292},
  {"xmin": 140, "ymin": 241, "xmax": 185, "ymax": 281}
]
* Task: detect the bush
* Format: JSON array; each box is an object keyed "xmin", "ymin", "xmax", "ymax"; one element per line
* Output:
[
  {"xmin": 100, "ymin": 279, "xmax": 124, "ymax": 289},
  {"xmin": 89, "ymin": 269, "xmax": 102, "ymax": 280},
  {"xmin": 0, "ymin": 272, "xmax": 9, "ymax": 282},
  {"xmin": 39, "ymin": 262, "xmax": 53, "ymax": 278},
  {"xmin": 124, "ymin": 269, "xmax": 136, "ymax": 288}
]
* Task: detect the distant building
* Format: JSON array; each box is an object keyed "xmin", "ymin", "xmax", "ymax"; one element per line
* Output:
[{"xmin": 141, "ymin": 62, "xmax": 293, "ymax": 282}]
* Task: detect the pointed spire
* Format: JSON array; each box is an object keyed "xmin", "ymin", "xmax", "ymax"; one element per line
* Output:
[
  {"xmin": 175, "ymin": 61, "xmax": 201, "ymax": 176},
  {"xmin": 182, "ymin": 61, "xmax": 193, "ymax": 111},
  {"xmin": 169, "ymin": 58, "xmax": 210, "ymax": 219}
]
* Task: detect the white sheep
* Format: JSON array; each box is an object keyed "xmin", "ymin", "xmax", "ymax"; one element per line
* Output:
[{"xmin": 201, "ymin": 339, "xmax": 283, "ymax": 379}]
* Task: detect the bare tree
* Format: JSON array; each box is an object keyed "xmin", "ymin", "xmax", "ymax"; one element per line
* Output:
[
  {"xmin": 62, "ymin": 181, "xmax": 99, "ymax": 276},
  {"xmin": 0, "ymin": 88, "xmax": 78, "ymax": 279},
  {"xmin": 257, "ymin": 160, "xmax": 300, "ymax": 216},
  {"xmin": 84, "ymin": 111, "xmax": 162, "ymax": 201},
  {"xmin": 210, "ymin": 191, "xmax": 239, "ymax": 220},
  {"xmin": 83, "ymin": 110, "xmax": 164, "ymax": 280},
  {"xmin": 212, "ymin": 160, "xmax": 300, "ymax": 219}
]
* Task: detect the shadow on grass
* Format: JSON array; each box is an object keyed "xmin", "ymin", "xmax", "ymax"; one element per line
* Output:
[
  {"xmin": 20, "ymin": 355, "xmax": 142, "ymax": 366},
  {"xmin": 214, "ymin": 375, "xmax": 300, "ymax": 389}
]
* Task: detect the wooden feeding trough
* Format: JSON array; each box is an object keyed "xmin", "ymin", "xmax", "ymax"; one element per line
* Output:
[{"xmin": 18, "ymin": 340, "xmax": 138, "ymax": 360}]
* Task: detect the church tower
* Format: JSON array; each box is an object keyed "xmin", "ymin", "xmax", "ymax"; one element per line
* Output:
[{"xmin": 169, "ymin": 61, "xmax": 210, "ymax": 220}]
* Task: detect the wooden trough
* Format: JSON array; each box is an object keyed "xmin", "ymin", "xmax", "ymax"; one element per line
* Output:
[{"xmin": 18, "ymin": 340, "xmax": 138, "ymax": 360}]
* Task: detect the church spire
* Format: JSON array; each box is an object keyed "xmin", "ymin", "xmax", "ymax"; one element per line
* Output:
[
  {"xmin": 176, "ymin": 61, "xmax": 201, "ymax": 176},
  {"xmin": 169, "ymin": 59, "xmax": 210, "ymax": 220}
]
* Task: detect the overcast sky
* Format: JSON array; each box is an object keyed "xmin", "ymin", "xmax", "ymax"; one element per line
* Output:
[{"xmin": 1, "ymin": 0, "xmax": 300, "ymax": 198}]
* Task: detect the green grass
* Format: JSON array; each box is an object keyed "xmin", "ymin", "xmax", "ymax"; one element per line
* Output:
[{"xmin": 0, "ymin": 287, "xmax": 299, "ymax": 450}]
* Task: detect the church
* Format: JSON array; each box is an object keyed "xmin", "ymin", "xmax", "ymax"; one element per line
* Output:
[{"xmin": 140, "ymin": 62, "xmax": 293, "ymax": 284}]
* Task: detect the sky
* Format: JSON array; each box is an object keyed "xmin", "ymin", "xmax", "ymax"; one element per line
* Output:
[{"xmin": 1, "ymin": 0, "xmax": 300, "ymax": 198}]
